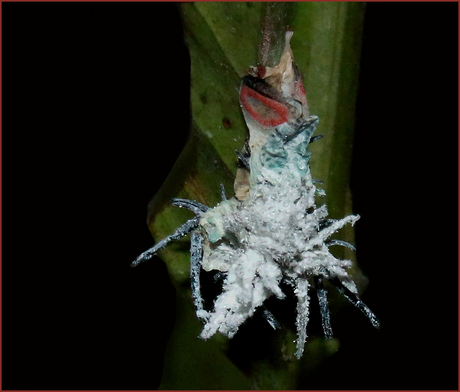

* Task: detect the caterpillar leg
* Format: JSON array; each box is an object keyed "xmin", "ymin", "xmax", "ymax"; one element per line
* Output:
[
  {"xmin": 294, "ymin": 278, "xmax": 311, "ymax": 358},
  {"xmin": 309, "ymin": 133, "xmax": 325, "ymax": 143},
  {"xmin": 236, "ymin": 150, "xmax": 250, "ymax": 169},
  {"xmin": 131, "ymin": 216, "xmax": 200, "ymax": 268},
  {"xmin": 219, "ymin": 183, "xmax": 227, "ymax": 201},
  {"xmin": 330, "ymin": 277, "xmax": 380, "ymax": 329},
  {"xmin": 314, "ymin": 276, "xmax": 333, "ymax": 339},
  {"xmin": 262, "ymin": 307, "xmax": 280, "ymax": 330},
  {"xmin": 190, "ymin": 231, "xmax": 208, "ymax": 320},
  {"xmin": 325, "ymin": 239, "xmax": 356, "ymax": 251},
  {"xmin": 171, "ymin": 198, "xmax": 208, "ymax": 215}
]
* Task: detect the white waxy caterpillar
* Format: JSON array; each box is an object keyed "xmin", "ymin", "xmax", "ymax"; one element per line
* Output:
[{"xmin": 132, "ymin": 32, "xmax": 379, "ymax": 358}]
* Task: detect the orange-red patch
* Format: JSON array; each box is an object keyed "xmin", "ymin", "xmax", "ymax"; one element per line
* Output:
[{"xmin": 240, "ymin": 86, "xmax": 288, "ymax": 127}]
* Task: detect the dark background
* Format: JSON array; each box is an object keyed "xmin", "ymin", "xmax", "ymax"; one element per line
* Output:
[{"xmin": 2, "ymin": 2, "xmax": 457, "ymax": 390}]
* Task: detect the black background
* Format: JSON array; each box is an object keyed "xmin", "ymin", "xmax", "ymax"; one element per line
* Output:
[{"xmin": 2, "ymin": 2, "xmax": 457, "ymax": 390}]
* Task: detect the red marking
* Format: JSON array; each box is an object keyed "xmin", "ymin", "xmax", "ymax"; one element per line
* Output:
[
  {"xmin": 256, "ymin": 64, "xmax": 266, "ymax": 79},
  {"xmin": 295, "ymin": 78, "xmax": 306, "ymax": 97},
  {"xmin": 240, "ymin": 85, "xmax": 288, "ymax": 127},
  {"xmin": 294, "ymin": 78, "xmax": 308, "ymax": 106}
]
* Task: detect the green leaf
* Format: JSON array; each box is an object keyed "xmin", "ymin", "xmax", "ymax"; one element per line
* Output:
[{"xmin": 146, "ymin": 3, "xmax": 366, "ymax": 389}]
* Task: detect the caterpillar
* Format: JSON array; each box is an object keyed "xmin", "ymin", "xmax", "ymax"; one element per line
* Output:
[{"xmin": 132, "ymin": 32, "xmax": 379, "ymax": 359}]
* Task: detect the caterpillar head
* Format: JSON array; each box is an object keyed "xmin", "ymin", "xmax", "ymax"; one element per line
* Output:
[
  {"xmin": 239, "ymin": 31, "xmax": 310, "ymax": 155},
  {"xmin": 238, "ymin": 32, "xmax": 317, "ymax": 186}
]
